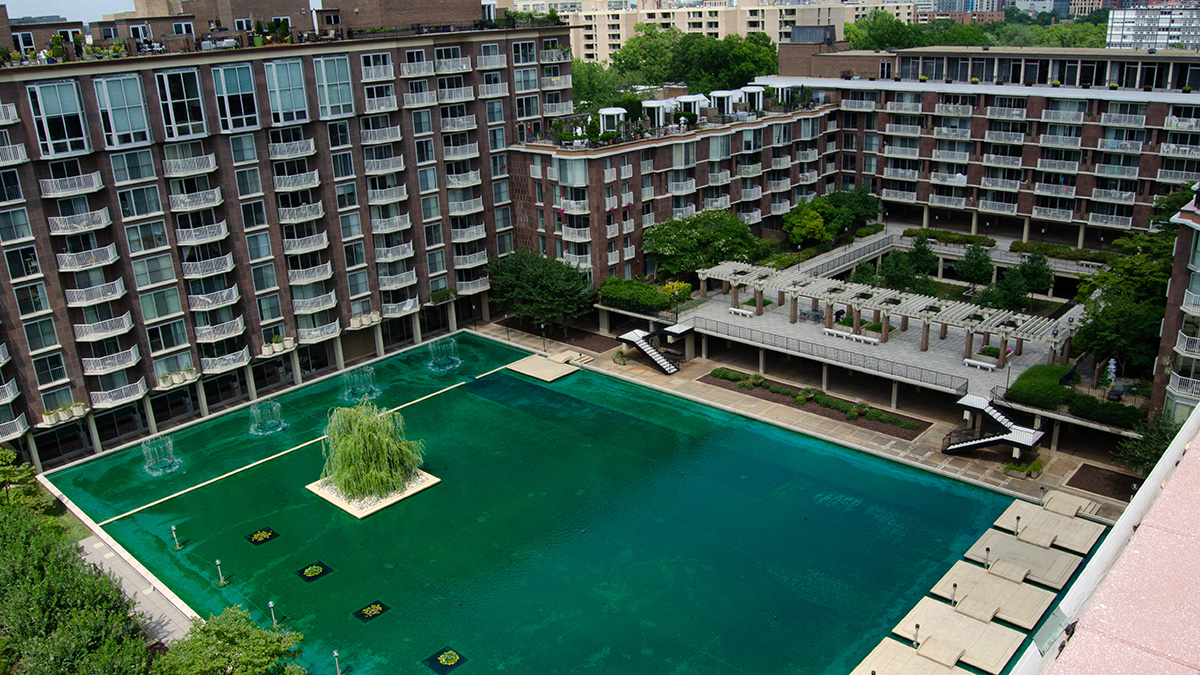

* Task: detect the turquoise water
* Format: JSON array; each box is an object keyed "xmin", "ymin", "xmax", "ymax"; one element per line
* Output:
[{"xmin": 52, "ymin": 336, "xmax": 1012, "ymax": 674}]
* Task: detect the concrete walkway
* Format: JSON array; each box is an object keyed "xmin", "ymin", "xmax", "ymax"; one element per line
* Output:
[{"xmin": 79, "ymin": 535, "xmax": 194, "ymax": 643}]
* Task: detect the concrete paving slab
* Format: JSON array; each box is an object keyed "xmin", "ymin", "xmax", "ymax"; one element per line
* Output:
[
  {"xmin": 965, "ymin": 530, "xmax": 1082, "ymax": 590},
  {"xmin": 995, "ymin": 499, "xmax": 1105, "ymax": 555},
  {"xmin": 505, "ymin": 354, "xmax": 578, "ymax": 382},
  {"xmin": 893, "ymin": 597, "xmax": 1026, "ymax": 675},
  {"xmin": 1043, "ymin": 490, "xmax": 1095, "ymax": 518},
  {"xmin": 79, "ymin": 535, "xmax": 193, "ymax": 643},
  {"xmin": 932, "ymin": 561, "xmax": 1055, "ymax": 630},
  {"xmin": 850, "ymin": 638, "xmax": 973, "ymax": 675}
]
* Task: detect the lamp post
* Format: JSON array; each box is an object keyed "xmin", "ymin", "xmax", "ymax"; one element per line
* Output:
[
  {"xmin": 540, "ymin": 324, "xmax": 547, "ymax": 352},
  {"xmin": 503, "ymin": 313, "xmax": 510, "ymax": 342},
  {"xmin": 214, "ymin": 559, "xmax": 227, "ymax": 587},
  {"xmin": 333, "ymin": 650, "xmax": 341, "ymax": 675},
  {"xmin": 170, "ymin": 525, "xmax": 182, "ymax": 551},
  {"xmin": 268, "ymin": 600, "xmax": 276, "ymax": 626}
]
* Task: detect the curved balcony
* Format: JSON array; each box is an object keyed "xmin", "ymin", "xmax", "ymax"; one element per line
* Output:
[
  {"xmin": 673, "ymin": 204, "xmax": 697, "ymax": 219},
  {"xmin": 74, "ymin": 312, "xmax": 134, "ymax": 342},
  {"xmin": 268, "ymin": 139, "xmax": 315, "ymax": 160},
  {"xmin": 479, "ymin": 83, "xmax": 509, "ymax": 98},
  {"xmin": 771, "ymin": 157, "xmax": 791, "ymax": 170},
  {"xmin": 194, "ymin": 316, "xmax": 245, "ymax": 343},
  {"xmin": 371, "ymin": 214, "xmax": 411, "ymax": 233},
  {"xmin": 375, "ymin": 243, "xmax": 414, "ymax": 262},
  {"xmin": 0, "ymin": 143, "xmax": 27, "ymax": 167},
  {"xmin": 1089, "ymin": 213, "xmax": 1132, "ymax": 228},
  {"xmin": 48, "ymin": 207, "xmax": 111, "ymax": 235},
  {"xmin": 282, "ymin": 231, "xmax": 329, "ymax": 255},
  {"xmin": 443, "ymin": 143, "xmax": 479, "ymax": 160},
  {"xmin": 563, "ymin": 226, "xmax": 591, "ymax": 243},
  {"xmin": 737, "ymin": 163, "xmax": 762, "ymax": 177},
  {"xmin": 979, "ymin": 199, "xmax": 1018, "ymax": 215},
  {"xmin": 668, "ymin": 179, "xmax": 696, "ymax": 195},
  {"xmin": 169, "ymin": 187, "xmax": 223, "ymax": 212},
  {"xmin": 298, "ymin": 320, "xmax": 341, "ymax": 344},
  {"xmin": 767, "ymin": 179, "xmax": 790, "ymax": 193},
  {"xmin": 560, "ymin": 198, "xmax": 590, "ymax": 216},
  {"xmin": 379, "ymin": 271, "xmax": 417, "ymax": 290},
  {"xmin": 360, "ymin": 125, "xmax": 402, "ymax": 145},
  {"xmin": 163, "ymin": 154, "xmax": 217, "ymax": 178},
  {"xmin": 293, "ymin": 290, "xmax": 337, "ymax": 315},
  {"xmin": 175, "ymin": 221, "xmax": 228, "ymax": 246},
  {"xmin": 437, "ymin": 87, "xmax": 473, "ymax": 104},
  {"xmin": 739, "ymin": 209, "xmax": 762, "ymax": 225},
  {"xmin": 362, "ymin": 63, "xmax": 394, "ymax": 81},
  {"xmin": 0, "ymin": 343, "xmax": 9, "ymax": 367},
  {"xmin": 1169, "ymin": 371, "xmax": 1200, "ymax": 398},
  {"xmin": 279, "ymin": 202, "xmax": 324, "ymax": 224},
  {"xmin": 448, "ymin": 197, "xmax": 483, "ymax": 215},
  {"xmin": 57, "ymin": 243, "xmax": 119, "ymax": 272},
  {"xmin": 708, "ymin": 170, "xmax": 731, "ymax": 186},
  {"xmin": 364, "ymin": 95, "xmax": 398, "ymax": 113},
  {"xmin": 40, "ymin": 171, "xmax": 103, "ymax": 198},
  {"xmin": 543, "ymin": 101, "xmax": 574, "ymax": 116},
  {"xmin": 187, "ymin": 284, "xmax": 240, "ymax": 311},
  {"xmin": 704, "ymin": 195, "xmax": 731, "ymax": 210},
  {"xmin": 90, "ymin": 377, "xmax": 147, "ymax": 410},
  {"xmin": 458, "ymin": 278, "xmax": 490, "ymax": 295},
  {"xmin": 66, "ymin": 278, "xmax": 126, "ymax": 307},
  {"xmin": 287, "ymin": 261, "xmax": 333, "ymax": 284},
  {"xmin": 365, "ymin": 157, "xmax": 405, "ymax": 174},
  {"xmin": 181, "ymin": 252, "xmax": 234, "ymax": 279},
  {"xmin": 81, "ymin": 344, "xmax": 140, "ymax": 376},
  {"xmin": 1184, "ymin": 290, "xmax": 1200, "ymax": 316},
  {"xmin": 451, "ymin": 225, "xmax": 486, "ymax": 243},
  {"xmin": 382, "ymin": 299, "xmax": 420, "ymax": 317},
  {"xmin": 454, "ymin": 252, "xmax": 488, "ymax": 268},
  {"xmin": 0, "ymin": 413, "xmax": 28, "ymax": 441},
  {"xmin": 742, "ymin": 186, "xmax": 763, "ymax": 201},
  {"xmin": 1035, "ymin": 183, "xmax": 1076, "ymax": 198},
  {"xmin": 477, "ymin": 54, "xmax": 506, "ymax": 69},
  {"xmin": 1032, "ymin": 206, "xmax": 1074, "ymax": 222},
  {"xmin": 561, "ymin": 252, "xmax": 591, "ymax": 268},
  {"xmin": 446, "ymin": 170, "xmax": 481, "ymax": 188},
  {"xmin": 367, "ymin": 185, "xmax": 408, "ymax": 205},
  {"xmin": 400, "ymin": 62, "xmax": 434, "ymax": 77},
  {"xmin": 201, "ymin": 346, "xmax": 251, "ymax": 374},
  {"xmin": 274, "ymin": 170, "xmax": 320, "ymax": 192},
  {"xmin": 770, "ymin": 201, "xmax": 792, "ymax": 215},
  {"xmin": 0, "ymin": 379, "xmax": 19, "ymax": 405},
  {"xmin": 434, "ymin": 56, "xmax": 471, "ymax": 73},
  {"xmin": 441, "ymin": 115, "xmax": 477, "ymax": 132}
]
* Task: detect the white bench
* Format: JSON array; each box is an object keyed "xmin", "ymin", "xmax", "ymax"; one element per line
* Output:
[
  {"xmin": 728, "ymin": 307, "xmax": 755, "ymax": 318},
  {"xmin": 823, "ymin": 328, "xmax": 879, "ymax": 345},
  {"xmin": 963, "ymin": 358, "xmax": 997, "ymax": 371}
]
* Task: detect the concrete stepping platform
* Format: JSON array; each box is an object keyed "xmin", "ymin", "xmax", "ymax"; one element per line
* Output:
[
  {"xmin": 548, "ymin": 350, "xmax": 592, "ymax": 364},
  {"xmin": 1043, "ymin": 490, "xmax": 1096, "ymax": 518},
  {"xmin": 931, "ymin": 561, "xmax": 1056, "ymax": 630},
  {"xmin": 893, "ymin": 597, "xmax": 1026, "ymax": 675},
  {"xmin": 965, "ymin": 530, "xmax": 1082, "ymax": 590},
  {"xmin": 993, "ymin": 500, "xmax": 1105, "ymax": 555},
  {"xmin": 849, "ymin": 638, "xmax": 972, "ymax": 675},
  {"xmin": 505, "ymin": 354, "xmax": 578, "ymax": 382}
]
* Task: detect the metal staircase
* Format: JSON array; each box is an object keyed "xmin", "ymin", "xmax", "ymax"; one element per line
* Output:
[{"xmin": 618, "ymin": 329, "xmax": 679, "ymax": 375}]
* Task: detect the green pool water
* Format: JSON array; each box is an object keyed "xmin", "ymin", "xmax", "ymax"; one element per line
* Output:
[{"xmin": 50, "ymin": 334, "xmax": 1012, "ymax": 674}]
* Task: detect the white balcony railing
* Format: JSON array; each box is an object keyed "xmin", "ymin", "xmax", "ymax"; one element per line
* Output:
[
  {"xmin": 981, "ymin": 177, "xmax": 1021, "ymax": 191},
  {"xmin": 1184, "ymin": 290, "xmax": 1200, "ymax": 315},
  {"xmin": 293, "ymin": 290, "xmax": 337, "ymax": 315},
  {"xmin": 931, "ymin": 172, "xmax": 968, "ymax": 186},
  {"xmin": 437, "ymin": 87, "xmax": 474, "ymax": 104},
  {"xmin": 274, "ymin": 170, "xmax": 320, "ymax": 191},
  {"xmin": 979, "ymin": 199, "xmax": 1019, "ymax": 215},
  {"xmin": 882, "ymin": 189, "xmax": 918, "ymax": 202},
  {"xmin": 541, "ymin": 75, "xmax": 572, "ymax": 89},
  {"xmin": 400, "ymin": 62, "xmax": 434, "ymax": 77},
  {"xmin": 797, "ymin": 171, "xmax": 818, "ymax": 184},
  {"xmin": 66, "ymin": 278, "xmax": 126, "ymax": 307},
  {"xmin": 1096, "ymin": 139, "xmax": 1142, "ymax": 154},
  {"xmin": 379, "ymin": 271, "xmax": 417, "ymax": 290},
  {"xmin": 287, "ymin": 262, "xmax": 333, "ymax": 285},
  {"xmin": 371, "ymin": 214, "xmax": 411, "ymax": 233},
  {"xmin": 162, "ymin": 154, "xmax": 216, "ymax": 177},
  {"xmin": 0, "ymin": 143, "xmax": 28, "ymax": 167},
  {"xmin": 364, "ymin": 157, "xmax": 405, "ymax": 175},
  {"xmin": 1158, "ymin": 169, "xmax": 1200, "ymax": 184},
  {"xmin": 1091, "ymin": 189, "xmax": 1136, "ymax": 204},
  {"xmin": 194, "ymin": 316, "xmax": 245, "ymax": 343},
  {"xmin": 884, "ymin": 168, "xmax": 919, "ymax": 181},
  {"xmin": 181, "ymin": 252, "xmax": 234, "ymax": 278},
  {"xmin": 268, "ymin": 139, "xmax": 315, "ymax": 159},
  {"xmin": 934, "ymin": 127, "xmax": 971, "ymax": 140},
  {"xmin": 48, "ymin": 207, "xmax": 111, "ymax": 235},
  {"xmin": 543, "ymin": 102, "xmax": 575, "ymax": 116},
  {"xmin": 375, "ymin": 243, "xmax": 414, "ymax": 262},
  {"xmin": 1032, "ymin": 206, "xmax": 1074, "ymax": 222},
  {"xmin": 563, "ymin": 226, "xmax": 591, "ymax": 242},
  {"xmin": 742, "ymin": 186, "xmax": 763, "ymax": 201},
  {"xmin": 454, "ymin": 251, "xmax": 489, "ymax": 268},
  {"xmin": 175, "ymin": 221, "xmax": 228, "ymax": 246},
  {"xmin": 936, "ymin": 103, "xmax": 972, "ymax": 116},
  {"xmin": 1035, "ymin": 183, "xmax": 1077, "ymax": 197},
  {"xmin": 770, "ymin": 201, "xmax": 792, "ymax": 215},
  {"xmin": 443, "ymin": 143, "xmax": 479, "ymax": 160},
  {"xmin": 1097, "ymin": 164, "xmax": 1139, "ymax": 178},
  {"xmin": 187, "ymin": 284, "xmax": 240, "ymax": 311},
  {"xmin": 367, "ymin": 185, "xmax": 408, "ymax": 205},
  {"xmin": 704, "ymin": 195, "xmax": 731, "ymax": 210},
  {"xmin": 202, "ymin": 346, "xmax": 251, "ymax": 374},
  {"xmin": 767, "ymin": 179, "xmax": 790, "ymax": 193},
  {"xmin": 40, "ymin": 171, "xmax": 103, "ymax": 198},
  {"xmin": 840, "ymin": 99, "xmax": 876, "ymax": 111},
  {"xmin": 884, "ymin": 146, "xmax": 921, "ymax": 158},
  {"xmin": 434, "ymin": 56, "xmax": 472, "ymax": 73},
  {"xmin": 441, "ymin": 115, "xmax": 477, "ymax": 132},
  {"xmin": 0, "ymin": 104, "xmax": 16, "ymax": 125},
  {"xmin": 1041, "ymin": 109, "xmax": 1084, "ymax": 124},
  {"xmin": 708, "ymin": 170, "xmax": 731, "ymax": 186},
  {"xmin": 1169, "ymin": 371, "xmax": 1200, "ymax": 398},
  {"xmin": 1039, "ymin": 134, "xmax": 1082, "ymax": 149},
  {"xmin": 886, "ymin": 124, "xmax": 922, "ymax": 136},
  {"xmin": 561, "ymin": 252, "xmax": 591, "ymax": 268},
  {"xmin": 540, "ymin": 49, "xmax": 569, "ymax": 63},
  {"xmin": 382, "ymin": 299, "xmax": 420, "ymax": 317},
  {"xmin": 477, "ymin": 54, "xmax": 507, "ymax": 69},
  {"xmin": 362, "ymin": 63, "xmax": 394, "ymax": 81},
  {"xmin": 0, "ymin": 414, "xmax": 27, "ymax": 441},
  {"xmin": 479, "ymin": 83, "xmax": 510, "ymax": 98},
  {"xmin": 279, "ymin": 202, "xmax": 324, "ymax": 223},
  {"xmin": 458, "ymin": 278, "xmax": 491, "ymax": 294},
  {"xmin": 929, "ymin": 194, "xmax": 967, "ymax": 209},
  {"xmin": 282, "ymin": 231, "xmax": 329, "ymax": 255},
  {"xmin": 986, "ymin": 106, "xmax": 1026, "ymax": 120},
  {"xmin": 931, "ymin": 150, "xmax": 970, "ymax": 163},
  {"xmin": 360, "ymin": 125, "xmax": 403, "ymax": 145},
  {"xmin": 642, "ymin": 213, "xmax": 655, "ymax": 228},
  {"xmin": 451, "ymin": 225, "xmax": 487, "ymax": 242},
  {"xmin": 624, "ymin": 245, "xmax": 636, "ymax": 260},
  {"xmin": 0, "ymin": 379, "xmax": 17, "ymax": 405},
  {"xmin": 887, "ymin": 101, "xmax": 922, "ymax": 113},
  {"xmin": 672, "ymin": 204, "xmax": 697, "ymax": 220},
  {"xmin": 403, "ymin": 91, "xmax": 439, "ymax": 107},
  {"xmin": 74, "ymin": 312, "xmax": 134, "ymax": 341},
  {"xmin": 606, "ymin": 223, "xmax": 618, "ymax": 238},
  {"xmin": 737, "ymin": 163, "xmax": 763, "ymax": 177},
  {"xmin": 622, "ymin": 218, "xmax": 635, "ymax": 234},
  {"xmin": 561, "ymin": 198, "xmax": 590, "ymax": 215},
  {"xmin": 448, "ymin": 197, "xmax": 484, "ymax": 215},
  {"xmin": 1037, "ymin": 159, "xmax": 1079, "ymax": 173},
  {"xmin": 621, "ymin": 164, "xmax": 633, "ymax": 179},
  {"xmin": 985, "ymin": 154, "xmax": 1023, "ymax": 168},
  {"xmin": 57, "ymin": 243, "xmax": 119, "ymax": 272},
  {"xmin": 739, "ymin": 209, "xmax": 762, "ymax": 225},
  {"xmin": 81, "ymin": 345, "xmax": 141, "ymax": 376},
  {"xmin": 642, "ymin": 187, "xmax": 655, "ymax": 200},
  {"xmin": 984, "ymin": 130, "xmax": 1024, "ymax": 144},
  {"xmin": 668, "ymin": 179, "xmax": 696, "ymax": 195},
  {"xmin": 364, "ymin": 95, "xmax": 398, "ymax": 113},
  {"xmin": 168, "ymin": 187, "xmax": 223, "ymax": 212},
  {"xmin": 298, "ymin": 320, "xmax": 341, "ymax": 345},
  {"xmin": 1088, "ymin": 213, "xmax": 1133, "ymax": 228},
  {"xmin": 90, "ymin": 377, "xmax": 147, "ymax": 410}
]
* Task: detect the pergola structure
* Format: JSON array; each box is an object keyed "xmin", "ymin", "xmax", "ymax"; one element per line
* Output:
[{"xmin": 697, "ymin": 261, "xmax": 1076, "ymax": 368}]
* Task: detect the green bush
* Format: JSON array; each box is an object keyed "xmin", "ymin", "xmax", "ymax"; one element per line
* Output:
[
  {"xmin": 898, "ymin": 420, "xmax": 919, "ymax": 431},
  {"xmin": 742, "ymin": 298, "xmax": 775, "ymax": 308},
  {"xmin": 1067, "ymin": 395, "xmax": 1147, "ymax": 429},
  {"xmin": 711, "ymin": 367, "xmax": 751, "ymax": 382},
  {"xmin": 737, "ymin": 379, "xmax": 755, "ymax": 389},
  {"xmin": 750, "ymin": 374, "xmax": 765, "ymax": 386},
  {"xmin": 1010, "ymin": 240, "xmax": 1116, "ymax": 265},
  {"xmin": 795, "ymin": 395, "xmax": 808, "ymax": 405},
  {"xmin": 856, "ymin": 223, "xmax": 885, "ymax": 238},
  {"xmin": 979, "ymin": 346, "xmax": 1001, "ymax": 358},
  {"xmin": 599, "ymin": 277, "xmax": 673, "ymax": 314},
  {"xmin": 1005, "ymin": 364, "xmax": 1076, "ymax": 409},
  {"xmin": 902, "ymin": 228, "xmax": 996, "ymax": 248},
  {"xmin": 612, "ymin": 350, "xmax": 627, "ymax": 365},
  {"xmin": 814, "ymin": 392, "xmax": 855, "ymax": 414},
  {"xmin": 846, "ymin": 410, "xmax": 859, "ymax": 420}
]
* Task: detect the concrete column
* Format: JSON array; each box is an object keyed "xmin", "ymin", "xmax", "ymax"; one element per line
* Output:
[
  {"xmin": 754, "ymin": 289, "xmax": 764, "ymax": 316},
  {"xmin": 872, "ymin": 309, "xmax": 880, "ymax": 322},
  {"xmin": 1076, "ymin": 224, "xmax": 1086, "ymax": 249},
  {"xmin": 852, "ymin": 308, "xmax": 861, "ymax": 334},
  {"xmin": 825, "ymin": 303, "xmax": 834, "ymax": 329},
  {"xmin": 333, "ymin": 336, "xmax": 345, "ymax": 370},
  {"xmin": 777, "ymin": 291, "xmax": 785, "ymax": 306},
  {"xmin": 922, "ymin": 205, "xmax": 930, "ymax": 228},
  {"xmin": 964, "ymin": 330, "xmax": 974, "ymax": 360},
  {"xmin": 598, "ymin": 308, "xmax": 610, "ymax": 335},
  {"xmin": 1062, "ymin": 337, "xmax": 1071, "ymax": 361},
  {"xmin": 1051, "ymin": 419, "xmax": 1061, "ymax": 451},
  {"xmin": 648, "ymin": 320, "xmax": 657, "ymax": 332},
  {"xmin": 991, "ymin": 266, "xmax": 998, "ymax": 283},
  {"xmin": 245, "ymin": 364, "xmax": 257, "ymax": 400},
  {"xmin": 701, "ymin": 334, "xmax": 709, "ymax": 359},
  {"xmin": 731, "ymin": 285, "xmax": 740, "ymax": 307},
  {"xmin": 684, "ymin": 334, "xmax": 695, "ymax": 361},
  {"xmin": 940, "ymin": 322, "xmax": 949, "ymax": 339},
  {"xmin": 374, "ymin": 323, "xmax": 385, "ymax": 358},
  {"xmin": 142, "ymin": 397, "xmax": 158, "ymax": 436},
  {"xmin": 789, "ymin": 297, "xmax": 798, "ymax": 324},
  {"xmin": 722, "ymin": 280, "xmax": 730, "ymax": 294},
  {"xmin": 87, "ymin": 412, "xmax": 103, "ymax": 451},
  {"xmin": 1047, "ymin": 345, "xmax": 1057, "ymax": 364},
  {"xmin": 982, "ymin": 333, "xmax": 991, "ymax": 347},
  {"xmin": 900, "ymin": 316, "xmax": 909, "ymax": 331},
  {"xmin": 447, "ymin": 303, "xmax": 458, "ymax": 332},
  {"xmin": 921, "ymin": 321, "xmax": 930, "ymax": 351},
  {"xmin": 699, "ymin": 279, "xmax": 708, "ymax": 298},
  {"xmin": 970, "ymin": 211, "xmax": 978, "ymax": 235},
  {"xmin": 291, "ymin": 349, "xmax": 304, "ymax": 386},
  {"xmin": 1015, "ymin": 338, "xmax": 1023, "ymax": 356},
  {"xmin": 891, "ymin": 381, "xmax": 899, "ymax": 409},
  {"xmin": 480, "ymin": 293, "xmax": 491, "ymax": 321},
  {"xmin": 758, "ymin": 348, "xmax": 766, "ymax": 375},
  {"xmin": 811, "ymin": 297, "xmax": 819, "ymax": 311},
  {"xmin": 999, "ymin": 336, "xmax": 1009, "ymax": 369},
  {"xmin": 881, "ymin": 315, "xmax": 890, "ymax": 343},
  {"xmin": 1022, "ymin": 218, "xmax": 1030, "ymax": 242},
  {"xmin": 25, "ymin": 433, "xmax": 42, "ymax": 474},
  {"xmin": 822, "ymin": 363, "xmax": 829, "ymax": 390},
  {"xmin": 196, "ymin": 381, "xmax": 210, "ymax": 417}
]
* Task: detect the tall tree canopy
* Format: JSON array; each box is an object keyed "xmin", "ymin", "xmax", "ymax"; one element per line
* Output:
[
  {"xmin": 485, "ymin": 248, "xmax": 597, "ymax": 329},
  {"xmin": 643, "ymin": 210, "xmax": 763, "ymax": 278},
  {"xmin": 156, "ymin": 606, "xmax": 307, "ymax": 675},
  {"xmin": 845, "ymin": 10, "xmax": 1105, "ymax": 51},
  {"xmin": 606, "ymin": 25, "xmax": 776, "ymax": 94}
]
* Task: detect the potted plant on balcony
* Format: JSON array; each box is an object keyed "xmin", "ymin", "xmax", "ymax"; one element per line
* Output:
[
  {"xmin": 272, "ymin": 335, "xmax": 284, "ymax": 351},
  {"xmin": 919, "ymin": 75, "xmax": 928, "ymax": 82},
  {"xmin": 1186, "ymin": 85, "xmax": 1194, "ymax": 94},
  {"xmin": 1051, "ymin": 80, "xmax": 1061, "ymax": 88},
  {"xmin": 283, "ymin": 335, "xmax": 295, "ymax": 349},
  {"xmin": 71, "ymin": 402, "xmax": 85, "ymax": 417},
  {"xmin": 970, "ymin": 77, "xmax": 980, "ymax": 84},
  {"xmin": 370, "ymin": 310, "xmax": 381, "ymax": 324},
  {"xmin": 350, "ymin": 315, "xmax": 363, "ymax": 329},
  {"xmin": 159, "ymin": 373, "xmax": 172, "ymax": 388},
  {"xmin": 171, "ymin": 371, "xmax": 185, "ymax": 385},
  {"xmin": 42, "ymin": 409, "xmax": 56, "ymax": 425},
  {"xmin": 184, "ymin": 366, "xmax": 197, "ymax": 382}
]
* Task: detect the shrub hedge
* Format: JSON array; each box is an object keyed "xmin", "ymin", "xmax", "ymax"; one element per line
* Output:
[
  {"xmin": 902, "ymin": 228, "xmax": 996, "ymax": 248},
  {"xmin": 711, "ymin": 369, "xmax": 921, "ymax": 432},
  {"xmin": 856, "ymin": 223, "xmax": 885, "ymax": 238},
  {"xmin": 1067, "ymin": 395, "xmax": 1147, "ymax": 429},
  {"xmin": 1005, "ymin": 364, "xmax": 1076, "ymax": 408},
  {"xmin": 1009, "ymin": 240, "xmax": 1117, "ymax": 265},
  {"xmin": 599, "ymin": 277, "xmax": 673, "ymax": 314}
]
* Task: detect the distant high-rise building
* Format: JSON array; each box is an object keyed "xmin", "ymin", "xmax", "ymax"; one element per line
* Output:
[{"xmin": 1108, "ymin": 6, "xmax": 1200, "ymax": 49}]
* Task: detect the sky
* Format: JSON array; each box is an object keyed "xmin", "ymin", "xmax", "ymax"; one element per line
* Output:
[{"xmin": 3, "ymin": 0, "xmax": 321, "ymax": 24}]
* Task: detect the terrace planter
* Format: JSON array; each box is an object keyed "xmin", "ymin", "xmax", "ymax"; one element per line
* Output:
[
  {"xmin": 171, "ymin": 372, "xmax": 185, "ymax": 385},
  {"xmin": 71, "ymin": 403, "xmax": 85, "ymax": 417},
  {"xmin": 1005, "ymin": 468, "xmax": 1028, "ymax": 479},
  {"xmin": 43, "ymin": 412, "xmax": 56, "ymax": 425},
  {"xmin": 283, "ymin": 337, "xmax": 295, "ymax": 349}
]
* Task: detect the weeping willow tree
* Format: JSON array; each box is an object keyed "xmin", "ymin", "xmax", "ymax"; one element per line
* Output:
[{"xmin": 320, "ymin": 401, "xmax": 425, "ymax": 500}]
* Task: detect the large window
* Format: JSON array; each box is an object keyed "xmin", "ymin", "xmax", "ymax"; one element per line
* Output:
[
  {"xmin": 235, "ymin": 168, "xmax": 262, "ymax": 197},
  {"xmin": 230, "ymin": 135, "xmax": 256, "ymax": 163},
  {"xmin": 14, "ymin": 282, "xmax": 48, "ymax": 316},
  {"xmin": 111, "ymin": 149, "xmax": 155, "ymax": 184},
  {"xmin": 265, "ymin": 59, "xmax": 309, "ymax": 125},
  {"xmin": 314, "ymin": 55, "xmax": 354, "ymax": 119},
  {"xmin": 94, "ymin": 75, "xmax": 151, "ymax": 147},
  {"xmin": 513, "ymin": 41, "xmax": 536, "ymax": 65},
  {"xmin": 125, "ymin": 220, "xmax": 167, "ymax": 253},
  {"xmin": 147, "ymin": 319, "xmax": 188, "ymax": 353},
  {"xmin": 246, "ymin": 232, "xmax": 271, "ymax": 261},
  {"xmin": 132, "ymin": 254, "xmax": 176, "ymax": 288},
  {"xmin": 156, "ymin": 70, "xmax": 206, "ymax": 139},
  {"xmin": 139, "ymin": 287, "xmax": 181, "ymax": 322},
  {"xmin": 252, "ymin": 263, "xmax": 277, "ymax": 291},
  {"xmin": 27, "ymin": 81, "xmax": 90, "ymax": 156},
  {"xmin": 212, "ymin": 63, "xmax": 259, "ymax": 132},
  {"xmin": 0, "ymin": 208, "xmax": 31, "ymax": 241},
  {"xmin": 118, "ymin": 186, "xmax": 162, "ymax": 220},
  {"xmin": 34, "ymin": 354, "xmax": 67, "ymax": 387},
  {"xmin": 24, "ymin": 317, "xmax": 57, "ymax": 352},
  {"xmin": 516, "ymin": 95, "xmax": 539, "ymax": 120},
  {"xmin": 5, "ymin": 246, "xmax": 38, "ymax": 280}
]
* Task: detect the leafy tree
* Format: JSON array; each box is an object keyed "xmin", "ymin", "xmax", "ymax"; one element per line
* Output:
[
  {"xmin": 803, "ymin": 189, "xmax": 880, "ymax": 238},
  {"xmin": 610, "ymin": 24, "xmax": 683, "ymax": 85},
  {"xmin": 485, "ymin": 248, "xmax": 597, "ymax": 331},
  {"xmin": 845, "ymin": 10, "xmax": 928, "ymax": 50},
  {"xmin": 320, "ymin": 402, "xmax": 424, "ymax": 501},
  {"xmin": 155, "ymin": 606, "xmax": 307, "ymax": 675},
  {"xmin": 1017, "ymin": 250, "xmax": 1054, "ymax": 295},
  {"xmin": 1076, "ymin": 230, "xmax": 1175, "ymax": 305},
  {"xmin": 851, "ymin": 262, "xmax": 878, "ymax": 286},
  {"xmin": 1114, "ymin": 415, "xmax": 1183, "ymax": 474},
  {"xmin": 782, "ymin": 204, "xmax": 829, "ymax": 246},
  {"xmin": 879, "ymin": 251, "xmax": 916, "ymax": 291},
  {"xmin": 1074, "ymin": 286, "xmax": 1164, "ymax": 374},
  {"xmin": 1004, "ymin": 6, "xmax": 1034, "ymax": 23},
  {"xmin": 909, "ymin": 234, "xmax": 938, "ymax": 276},
  {"xmin": 0, "ymin": 448, "xmax": 52, "ymax": 515},
  {"xmin": 571, "ymin": 59, "xmax": 628, "ymax": 114},
  {"xmin": 957, "ymin": 244, "xmax": 994, "ymax": 288},
  {"xmin": 643, "ymin": 210, "xmax": 763, "ymax": 278},
  {"xmin": 1149, "ymin": 182, "xmax": 1195, "ymax": 229},
  {"xmin": 993, "ymin": 267, "xmax": 1030, "ymax": 312},
  {"xmin": 1078, "ymin": 8, "xmax": 1108, "ymax": 24}
]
